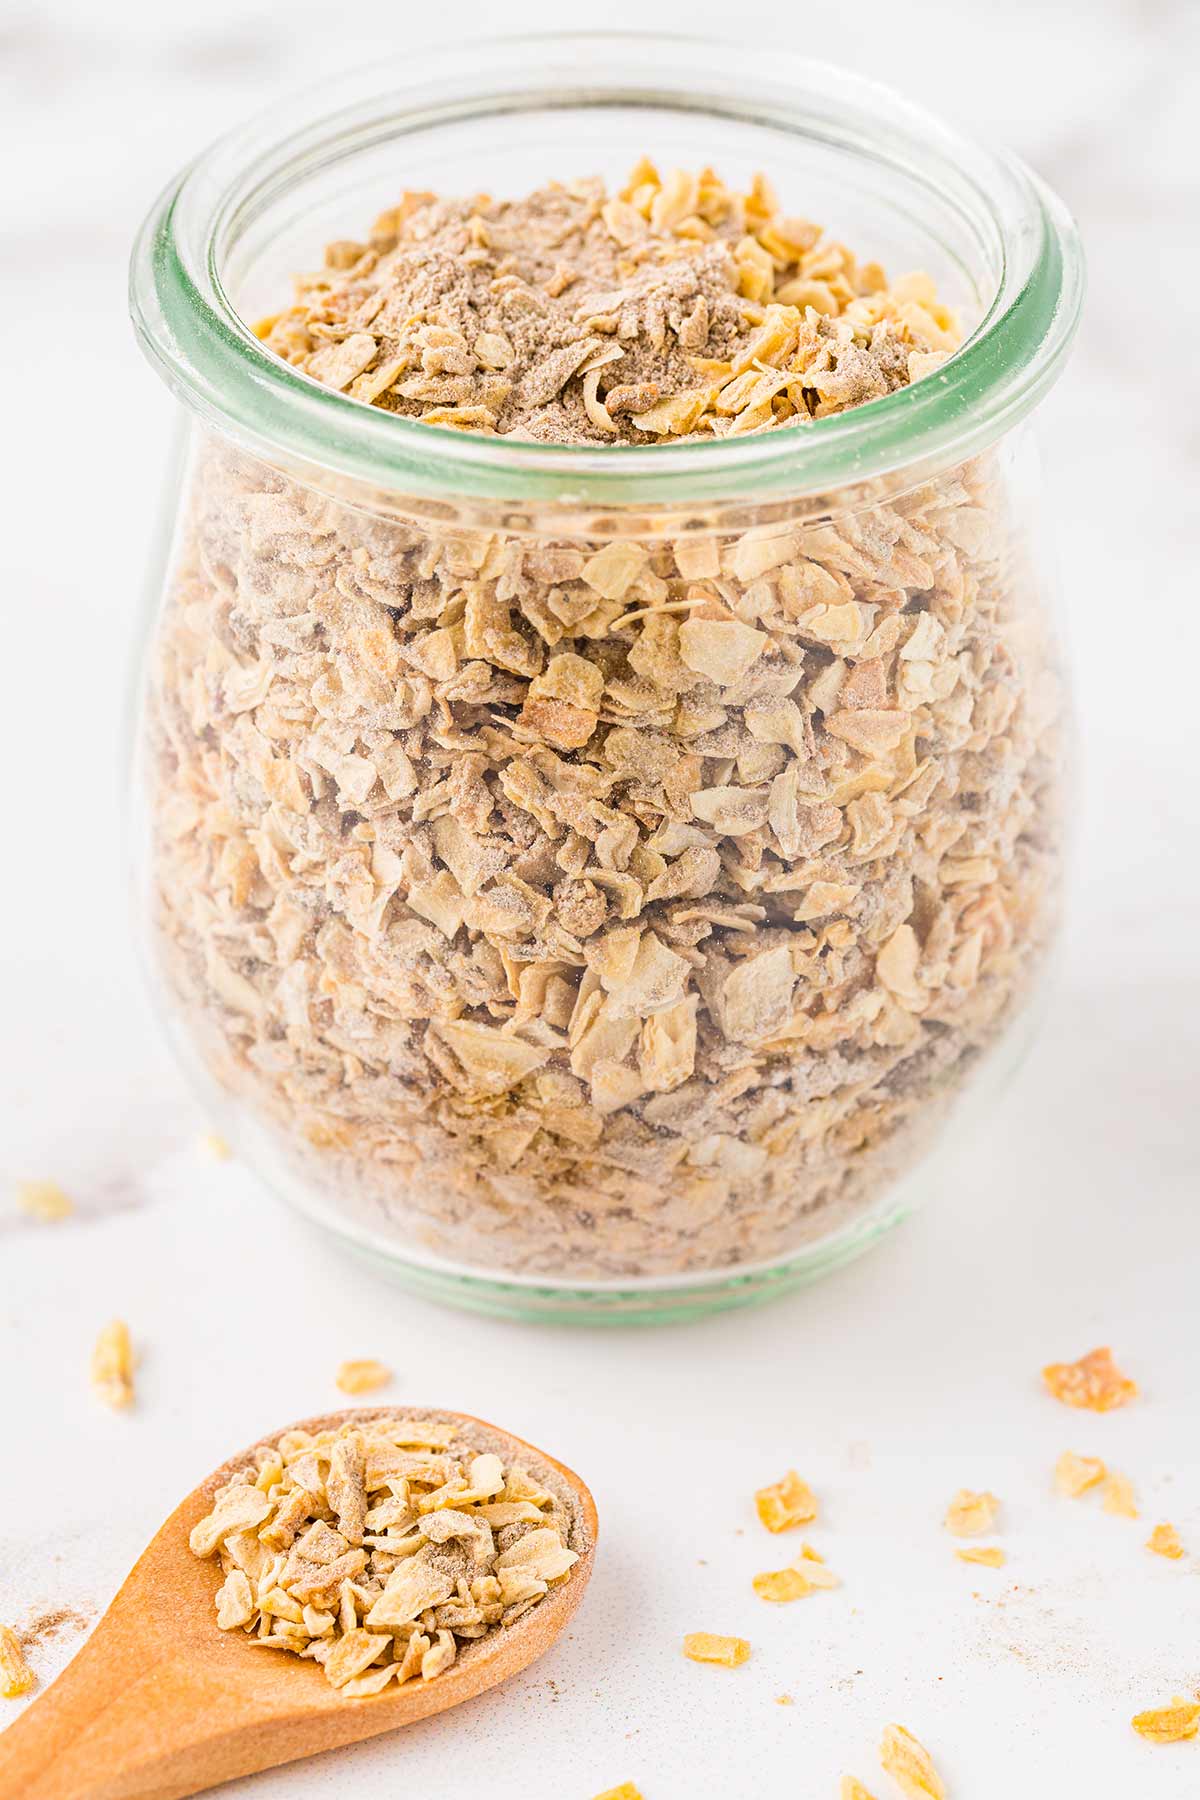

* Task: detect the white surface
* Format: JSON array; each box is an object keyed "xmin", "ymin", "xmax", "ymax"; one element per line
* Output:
[{"xmin": 2, "ymin": 1, "xmax": 1199, "ymax": 1795}]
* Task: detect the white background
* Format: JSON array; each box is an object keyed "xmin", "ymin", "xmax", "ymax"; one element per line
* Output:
[{"xmin": 2, "ymin": 2, "xmax": 1199, "ymax": 1795}]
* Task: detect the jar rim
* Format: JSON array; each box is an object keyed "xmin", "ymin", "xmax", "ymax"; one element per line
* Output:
[{"xmin": 129, "ymin": 31, "xmax": 1084, "ymax": 509}]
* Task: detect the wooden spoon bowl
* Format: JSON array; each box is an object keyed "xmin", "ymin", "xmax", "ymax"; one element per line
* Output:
[{"xmin": 0, "ymin": 1407, "xmax": 598, "ymax": 1800}]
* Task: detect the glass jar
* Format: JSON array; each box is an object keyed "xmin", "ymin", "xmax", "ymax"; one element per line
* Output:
[{"xmin": 129, "ymin": 34, "xmax": 1083, "ymax": 1322}]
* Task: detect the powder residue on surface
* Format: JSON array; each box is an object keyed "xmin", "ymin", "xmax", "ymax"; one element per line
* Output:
[{"xmin": 19, "ymin": 1608, "xmax": 92, "ymax": 1649}]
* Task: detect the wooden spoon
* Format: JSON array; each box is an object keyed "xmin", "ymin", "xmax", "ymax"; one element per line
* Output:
[{"xmin": 0, "ymin": 1407, "xmax": 598, "ymax": 1800}]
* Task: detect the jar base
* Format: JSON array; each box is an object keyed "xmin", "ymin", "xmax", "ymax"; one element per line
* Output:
[
  {"xmin": 155, "ymin": 975, "xmax": 1046, "ymax": 1326},
  {"xmin": 308, "ymin": 1194, "xmax": 913, "ymax": 1325}
]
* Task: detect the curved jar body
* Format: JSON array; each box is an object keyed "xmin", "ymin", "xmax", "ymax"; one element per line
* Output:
[{"xmin": 130, "ymin": 39, "xmax": 1082, "ymax": 1318}]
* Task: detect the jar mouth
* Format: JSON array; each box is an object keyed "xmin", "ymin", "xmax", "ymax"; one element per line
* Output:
[{"xmin": 130, "ymin": 31, "xmax": 1083, "ymax": 509}]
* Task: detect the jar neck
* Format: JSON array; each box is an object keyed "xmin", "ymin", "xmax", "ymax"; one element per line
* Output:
[{"xmin": 130, "ymin": 33, "xmax": 1084, "ymax": 519}]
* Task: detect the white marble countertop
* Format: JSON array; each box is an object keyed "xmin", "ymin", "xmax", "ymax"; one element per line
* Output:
[{"xmin": 3, "ymin": 3, "xmax": 1199, "ymax": 1795}]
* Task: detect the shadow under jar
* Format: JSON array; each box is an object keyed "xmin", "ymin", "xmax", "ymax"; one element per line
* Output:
[{"xmin": 129, "ymin": 35, "xmax": 1083, "ymax": 1322}]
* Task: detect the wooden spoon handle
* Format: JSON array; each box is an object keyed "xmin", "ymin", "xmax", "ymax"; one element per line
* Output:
[
  {"xmin": 0, "ymin": 1632, "xmax": 166, "ymax": 1800},
  {"xmin": 0, "ymin": 1639, "xmax": 344, "ymax": 1800},
  {"xmin": 0, "ymin": 1637, "xmax": 225, "ymax": 1800}
]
